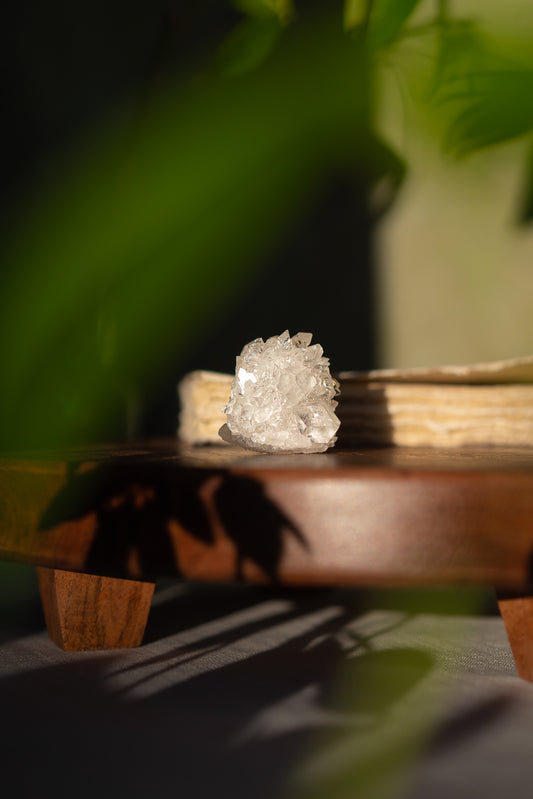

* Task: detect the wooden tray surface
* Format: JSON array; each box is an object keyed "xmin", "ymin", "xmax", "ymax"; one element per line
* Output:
[{"xmin": 1, "ymin": 440, "xmax": 533, "ymax": 590}]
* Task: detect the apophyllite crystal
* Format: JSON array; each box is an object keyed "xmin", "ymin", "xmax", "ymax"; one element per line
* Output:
[{"xmin": 219, "ymin": 330, "xmax": 340, "ymax": 453}]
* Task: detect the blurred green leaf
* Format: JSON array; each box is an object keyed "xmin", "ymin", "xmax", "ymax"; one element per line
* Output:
[
  {"xmin": 366, "ymin": 0, "xmax": 423, "ymax": 50},
  {"xmin": 343, "ymin": 0, "xmax": 370, "ymax": 31},
  {"xmin": 290, "ymin": 586, "xmax": 487, "ymax": 799},
  {"xmin": 215, "ymin": 15, "xmax": 283, "ymax": 76},
  {"xmin": 444, "ymin": 68, "xmax": 533, "ymax": 155},
  {"xmin": 429, "ymin": 20, "xmax": 533, "ymax": 155},
  {"xmin": 232, "ymin": 0, "xmax": 273, "ymax": 17},
  {"xmin": 232, "ymin": 0, "xmax": 293, "ymax": 24},
  {"xmin": 431, "ymin": 20, "xmax": 488, "ymax": 94},
  {"xmin": 0, "ymin": 10, "xmax": 371, "ymax": 448}
]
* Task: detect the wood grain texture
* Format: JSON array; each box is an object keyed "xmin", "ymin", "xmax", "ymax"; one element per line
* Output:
[
  {"xmin": 36, "ymin": 567, "xmax": 155, "ymax": 651},
  {"xmin": 2, "ymin": 439, "xmax": 533, "ymax": 669},
  {"xmin": 0, "ymin": 440, "xmax": 533, "ymax": 589},
  {"xmin": 497, "ymin": 593, "xmax": 533, "ymax": 681}
]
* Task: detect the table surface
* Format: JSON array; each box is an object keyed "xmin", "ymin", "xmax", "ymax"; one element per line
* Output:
[{"xmin": 1, "ymin": 439, "xmax": 533, "ymax": 589}]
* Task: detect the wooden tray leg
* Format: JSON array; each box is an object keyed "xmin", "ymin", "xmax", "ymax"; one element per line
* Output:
[
  {"xmin": 36, "ymin": 567, "xmax": 155, "ymax": 652},
  {"xmin": 497, "ymin": 592, "xmax": 533, "ymax": 681}
]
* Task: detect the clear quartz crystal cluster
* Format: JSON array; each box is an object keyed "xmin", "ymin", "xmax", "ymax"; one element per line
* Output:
[{"xmin": 220, "ymin": 330, "xmax": 340, "ymax": 453}]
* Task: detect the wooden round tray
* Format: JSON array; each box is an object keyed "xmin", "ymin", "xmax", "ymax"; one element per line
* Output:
[{"xmin": 1, "ymin": 440, "xmax": 533, "ymax": 672}]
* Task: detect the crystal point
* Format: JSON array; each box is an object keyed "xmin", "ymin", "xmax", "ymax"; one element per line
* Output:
[
  {"xmin": 221, "ymin": 331, "xmax": 340, "ymax": 453},
  {"xmin": 292, "ymin": 332, "xmax": 312, "ymax": 348}
]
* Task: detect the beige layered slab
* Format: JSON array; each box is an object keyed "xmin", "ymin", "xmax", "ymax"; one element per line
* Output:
[{"xmin": 178, "ymin": 354, "xmax": 533, "ymax": 448}]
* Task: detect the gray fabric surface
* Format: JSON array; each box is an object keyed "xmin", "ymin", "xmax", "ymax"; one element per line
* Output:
[{"xmin": 0, "ymin": 581, "xmax": 531, "ymax": 799}]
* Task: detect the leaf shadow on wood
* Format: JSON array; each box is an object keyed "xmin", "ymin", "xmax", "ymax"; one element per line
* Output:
[{"xmin": 38, "ymin": 461, "xmax": 307, "ymax": 583}]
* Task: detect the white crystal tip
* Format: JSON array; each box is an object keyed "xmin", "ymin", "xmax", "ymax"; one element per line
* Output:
[{"xmin": 220, "ymin": 331, "xmax": 340, "ymax": 454}]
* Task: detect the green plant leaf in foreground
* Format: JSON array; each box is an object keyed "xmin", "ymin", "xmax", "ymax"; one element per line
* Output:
[
  {"xmin": 429, "ymin": 20, "xmax": 533, "ymax": 156},
  {"xmin": 0, "ymin": 11, "xmax": 371, "ymax": 448},
  {"xmin": 444, "ymin": 68, "xmax": 533, "ymax": 155},
  {"xmin": 366, "ymin": 0, "xmax": 423, "ymax": 50},
  {"xmin": 215, "ymin": 15, "xmax": 283, "ymax": 76}
]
